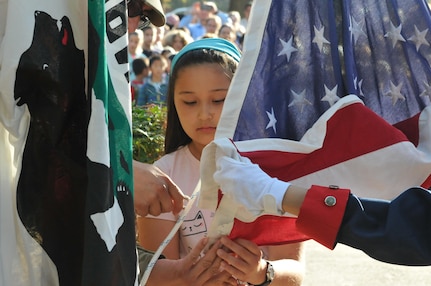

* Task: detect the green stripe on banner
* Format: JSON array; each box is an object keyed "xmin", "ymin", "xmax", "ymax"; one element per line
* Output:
[{"xmin": 85, "ymin": 0, "xmax": 137, "ymax": 285}]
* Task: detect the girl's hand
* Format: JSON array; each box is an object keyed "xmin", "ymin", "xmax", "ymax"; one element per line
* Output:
[
  {"xmin": 176, "ymin": 237, "xmax": 237, "ymax": 286},
  {"xmin": 217, "ymin": 236, "xmax": 268, "ymax": 285}
]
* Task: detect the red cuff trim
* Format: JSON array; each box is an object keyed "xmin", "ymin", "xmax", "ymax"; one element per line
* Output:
[{"xmin": 296, "ymin": 185, "xmax": 350, "ymax": 249}]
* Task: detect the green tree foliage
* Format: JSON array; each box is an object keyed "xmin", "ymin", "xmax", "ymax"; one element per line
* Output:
[{"xmin": 132, "ymin": 105, "xmax": 167, "ymax": 163}]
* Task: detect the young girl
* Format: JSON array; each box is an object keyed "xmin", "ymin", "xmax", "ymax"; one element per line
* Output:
[{"xmin": 138, "ymin": 38, "xmax": 305, "ymax": 285}]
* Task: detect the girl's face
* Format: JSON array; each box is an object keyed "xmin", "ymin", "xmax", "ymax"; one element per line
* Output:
[
  {"xmin": 219, "ymin": 26, "xmax": 235, "ymax": 43},
  {"xmin": 174, "ymin": 63, "xmax": 231, "ymax": 158},
  {"xmin": 144, "ymin": 28, "xmax": 154, "ymax": 45},
  {"xmin": 205, "ymin": 19, "xmax": 218, "ymax": 34},
  {"xmin": 128, "ymin": 34, "xmax": 139, "ymax": 54},
  {"xmin": 172, "ymin": 35, "xmax": 184, "ymax": 51}
]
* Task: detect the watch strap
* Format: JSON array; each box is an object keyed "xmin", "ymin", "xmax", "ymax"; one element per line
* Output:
[{"xmin": 254, "ymin": 261, "xmax": 274, "ymax": 286}]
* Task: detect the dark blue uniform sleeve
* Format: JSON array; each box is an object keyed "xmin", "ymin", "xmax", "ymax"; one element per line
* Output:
[{"xmin": 337, "ymin": 187, "xmax": 431, "ymax": 265}]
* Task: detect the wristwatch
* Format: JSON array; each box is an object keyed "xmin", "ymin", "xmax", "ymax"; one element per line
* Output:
[{"xmin": 255, "ymin": 261, "xmax": 274, "ymax": 286}]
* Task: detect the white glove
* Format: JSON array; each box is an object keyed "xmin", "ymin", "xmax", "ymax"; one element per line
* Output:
[{"xmin": 213, "ymin": 154, "xmax": 290, "ymax": 222}]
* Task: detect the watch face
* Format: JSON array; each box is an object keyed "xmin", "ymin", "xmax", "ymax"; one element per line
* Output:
[{"xmin": 267, "ymin": 262, "xmax": 275, "ymax": 280}]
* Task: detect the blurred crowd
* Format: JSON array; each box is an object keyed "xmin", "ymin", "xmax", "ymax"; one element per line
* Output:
[{"xmin": 129, "ymin": 1, "xmax": 252, "ymax": 107}]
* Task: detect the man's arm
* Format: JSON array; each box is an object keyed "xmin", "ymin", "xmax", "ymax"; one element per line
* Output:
[
  {"xmin": 291, "ymin": 185, "xmax": 431, "ymax": 265},
  {"xmin": 133, "ymin": 160, "xmax": 187, "ymax": 217}
]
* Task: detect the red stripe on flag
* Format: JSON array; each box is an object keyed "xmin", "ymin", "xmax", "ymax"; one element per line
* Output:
[
  {"xmin": 393, "ymin": 113, "xmax": 420, "ymax": 147},
  {"xmin": 216, "ymin": 190, "xmax": 309, "ymax": 245},
  {"xmin": 229, "ymin": 216, "xmax": 309, "ymax": 246},
  {"xmin": 240, "ymin": 103, "xmax": 409, "ymax": 183}
]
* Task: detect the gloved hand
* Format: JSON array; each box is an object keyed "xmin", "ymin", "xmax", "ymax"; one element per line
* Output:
[{"xmin": 213, "ymin": 154, "xmax": 290, "ymax": 222}]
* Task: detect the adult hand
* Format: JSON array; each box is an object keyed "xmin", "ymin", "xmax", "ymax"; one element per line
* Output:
[
  {"xmin": 213, "ymin": 151, "xmax": 290, "ymax": 221},
  {"xmin": 217, "ymin": 236, "xmax": 267, "ymax": 285},
  {"xmin": 133, "ymin": 160, "xmax": 188, "ymax": 216}
]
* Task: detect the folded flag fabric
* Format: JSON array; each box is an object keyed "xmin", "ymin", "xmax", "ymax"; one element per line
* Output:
[
  {"xmin": 0, "ymin": 1, "xmax": 137, "ymax": 285},
  {"xmin": 200, "ymin": 0, "xmax": 431, "ymax": 246}
]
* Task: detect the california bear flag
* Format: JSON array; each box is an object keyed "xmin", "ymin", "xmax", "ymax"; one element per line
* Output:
[{"xmin": 0, "ymin": 0, "xmax": 137, "ymax": 285}]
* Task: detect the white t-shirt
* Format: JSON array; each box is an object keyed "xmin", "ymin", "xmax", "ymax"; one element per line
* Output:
[{"xmin": 149, "ymin": 145, "xmax": 215, "ymax": 258}]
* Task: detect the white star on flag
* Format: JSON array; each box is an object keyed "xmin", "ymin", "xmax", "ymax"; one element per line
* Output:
[
  {"xmin": 384, "ymin": 21, "xmax": 406, "ymax": 48},
  {"xmin": 385, "ymin": 80, "xmax": 405, "ymax": 105},
  {"xmin": 288, "ymin": 89, "xmax": 312, "ymax": 113},
  {"xmin": 278, "ymin": 36, "xmax": 298, "ymax": 62},
  {"xmin": 420, "ymin": 81, "xmax": 431, "ymax": 101},
  {"xmin": 312, "ymin": 26, "xmax": 330, "ymax": 52},
  {"xmin": 349, "ymin": 16, "xmax": 366, "ymax": 45},
  {"xmin": 321, "ymin": 84, "xmax": 340, "ymax": 106},
  {"xmin": 265, "ymin": 108, "xmax": 277, "ymax": 134},
  {"xmin": 354, "ymin": 77, "xmax": 365, "ymax": 97},
  {"xmin": 408, "ymin": 25, "xmax": 429, "ymax": 51}
]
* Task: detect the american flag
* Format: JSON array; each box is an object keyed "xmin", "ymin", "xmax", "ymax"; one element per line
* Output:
[
  {"xmin": 0, "ymin": 0, "xmax": 137, "ymax": 285},
  {"xmin": 202, "ymin": 0, "xmax": 431, "ymax": 245}
]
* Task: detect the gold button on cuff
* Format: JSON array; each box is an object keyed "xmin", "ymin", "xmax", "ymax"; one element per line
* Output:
[{"xmin": 324, "ymin": 196, "xmax": 337, "ymax": 206}]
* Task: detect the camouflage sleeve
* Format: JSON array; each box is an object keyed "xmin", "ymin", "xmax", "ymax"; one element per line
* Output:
[{"xmin": 137, "ymin": 244, "xmax": 165, "ymax": 282}]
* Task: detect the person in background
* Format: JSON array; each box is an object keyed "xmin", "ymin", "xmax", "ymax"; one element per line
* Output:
[
  {"xmin": 131, "ymin": 57, "xmax": 149, "ymax": 104},
  {"xmin": 183, "ymin": 2, "xmax": 215, "ymax": 40},
  {"xmin": 153, "ymin": 25, "xmax": 166, "ymax": 54},
  {"xmin": 240, "ymin": 1, "xmax": 252, "ymax": 32},
  {"xmin": 138, "ymin": 38, "xmax": 305, "ymax": 286},
  {"xmin": 162, "ymin": 28, "xmax": 194, "ymax": 52},
  {"xmin": 179, "ymin": 1, "xmax": 201, "ymax": 28},
  {"xmin": 141, "ymin": 25, "xmax": 158, "ymax": 58},
  {"xmin": 160, "ymin": 46, "xmax": 176, "ymax": 74},
  {"xmin": 128, "ymin": 30, "xmax": 144, "ymax": 59},
  {"xmin": 127, "ymin": 0, "xmax": 166, "ymax": 32},
  {"xmin": 127, "ymin": 0, "xmax": 165, "ymax": 82},
  {"xmin": 201, "ymin": 1, "xmax": 232, "ymax": 26},
  {"xmin": 218, "ymin": 23, "xmax": 239, "ymax": 48},
  {"xmin": 166, "ymin": 13, "xmax": 180, "ymax": 30},
  {"xmin": 160, "ymin": 46, "xmax": 176, "ymax": 60},
  {"xmin": 204, "ymin": 14, "xmax": 222, "ymax": 36},
  {"xmin": 128, "ymin": 30, "xmax": 145, "ymax": 81},
  {"xmin": 228, "ymin": 10, "xmax": 246, "ymax": 43},
  {"xmin": 137, "ymin": 55, "xmax": 168, "ymax": 106}
]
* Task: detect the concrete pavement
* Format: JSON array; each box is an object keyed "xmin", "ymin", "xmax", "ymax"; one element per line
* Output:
[{"xmin": 302, "ymin": 240, "xmax": 431, "ymax": 285}]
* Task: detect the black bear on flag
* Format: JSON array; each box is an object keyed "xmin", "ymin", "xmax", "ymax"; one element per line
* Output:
[{"xmin": 14, "ymin": 10, "xmax": 88, "ymax": 285}]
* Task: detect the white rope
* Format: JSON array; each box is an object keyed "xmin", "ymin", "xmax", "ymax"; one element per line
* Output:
[{"xmin": 139, "ymin": 180, "xmax": 201, "ymax": 285}]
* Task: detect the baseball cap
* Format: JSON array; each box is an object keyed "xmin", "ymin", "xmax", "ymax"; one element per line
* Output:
[
  {"xmin": 145, "ymin": 0, "xmax": 166, "ymax": 27},
  {"xmin": 201, "ymin": 2, "xmax": 218, "ymax": 12},
  {"xmin": 128, "ymin": 0, "xmax": 166, "ymax": 27}
]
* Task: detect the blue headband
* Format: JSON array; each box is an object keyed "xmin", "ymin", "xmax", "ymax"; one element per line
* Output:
[{"xmin": 170, "ymin": 38, "xmax": 241, "ymax": 74}]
